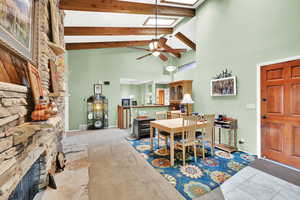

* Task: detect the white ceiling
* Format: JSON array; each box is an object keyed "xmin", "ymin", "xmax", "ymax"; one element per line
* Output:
[
  {"xmin": 64, "ymin": 0, "xmax": 204, "ymax": 50},
  {"xmin": 64, "ymin": 11, "xmax": 183, "ymax": 28}
]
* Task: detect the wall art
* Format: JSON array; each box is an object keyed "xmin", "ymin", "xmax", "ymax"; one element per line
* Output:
[
  {"xmin": 0, "ymin": 0, "xmax": 34, "ymax": 60},
  {"xmin": 211, "ymin": 76, "xmax": 237, "ymax": 96}
]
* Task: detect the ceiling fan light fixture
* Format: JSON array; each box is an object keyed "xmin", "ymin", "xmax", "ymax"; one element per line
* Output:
[
  {"xmin": 152, "ymin": 51, "xmax": 160, "ymax": 57},
  {"xmin": 166, "ymin": 65, "xmax": 177, "ymax": 72},
  {"xmin": 149, "ymin": 41, "xmax": 159, "ymax": 50}
]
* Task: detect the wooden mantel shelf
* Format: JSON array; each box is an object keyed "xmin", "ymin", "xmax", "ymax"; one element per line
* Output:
[
  {"xmin": 45, "ymin": 115, "xmax": 62, "ymax": 126},
  {"xmin": 28, "ymin": 116, "xmax": 62, "ymax": 131},
  {"xmin": 32, "ymin": 115, "xmax": 62, "ymax": 127},
  {"xmin": 0, "ymin": 82, "xmax": 28, "ymax": 93}
]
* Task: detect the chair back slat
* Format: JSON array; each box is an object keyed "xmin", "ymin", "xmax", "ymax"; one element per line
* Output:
[
  {"xmin": 182, "ymin": 116, "xmax": 197, "ymax": 144},
  {"xmin": 171, "ymin": 110, "xmax": 181, "ymax": 119},
  {"xmin": 156, "ymin": 111, "xmax": 167, "ymax": 120},
  {"xmin": 203, "ymin": 114, "xmax": 215, "ymax": 136}
]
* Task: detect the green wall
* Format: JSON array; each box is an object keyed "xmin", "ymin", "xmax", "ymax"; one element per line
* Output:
[
  {"xmin": 176, "ymin": 50, "xmax": 196, "ymax": 67},
  {"xmin": 174, "ymin": 0, "xmax": 300, "ymax": 154},
  {"xmin": 68, "ymin": 48, "xmax": 169, "ymax": 130},
  {"xmin": 120, "ymin": 84, "xmax": 141, "ymax": 104}
]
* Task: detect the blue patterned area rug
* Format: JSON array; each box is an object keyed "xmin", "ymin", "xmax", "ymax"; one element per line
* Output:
[{"xmin": 126, "ymin": 136, "xmax": 256, "ymax": 200}]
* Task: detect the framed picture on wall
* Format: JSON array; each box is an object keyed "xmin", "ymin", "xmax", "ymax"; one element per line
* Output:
[
  {"xmin": 0, "ymin": 0, "xmax": 34, "ymax": 60},
  {"xmin": 94, "ymin": 84, "xmax": 102, "ymax": 95},
  {"xmin": 211, "ymin": 76, "xmax": 237, "ymax": 96}
]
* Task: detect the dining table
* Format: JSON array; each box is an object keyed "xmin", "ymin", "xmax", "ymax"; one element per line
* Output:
[{"xmin": 150, "ymin": 118, "xmax": 215, "ymax": 166}]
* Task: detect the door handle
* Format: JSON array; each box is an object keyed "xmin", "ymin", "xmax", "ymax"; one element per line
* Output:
[{"xmin": 261, "ymin": 116, "xmax": 267, "ymax": 119}]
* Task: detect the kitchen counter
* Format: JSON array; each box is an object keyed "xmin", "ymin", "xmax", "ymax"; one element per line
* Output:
[{"xmin": 125, "ymin": 105, "xmax": 169, "ymax": 109}]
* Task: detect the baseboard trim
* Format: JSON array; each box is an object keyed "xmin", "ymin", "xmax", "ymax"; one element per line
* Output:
[{"xmin": 262, "ymin": 158, "xmax": 300, "ymax": 173}]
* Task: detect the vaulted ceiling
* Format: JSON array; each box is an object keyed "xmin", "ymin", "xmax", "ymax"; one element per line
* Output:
[{"xmin": 61, "ymin": 0, "xmax": 203, "ymax": 52}]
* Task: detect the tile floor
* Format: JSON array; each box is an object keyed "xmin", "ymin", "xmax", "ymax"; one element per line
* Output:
[{"xmin": 220, "ymin": 166, "xmax": 300, "ymax": 200}]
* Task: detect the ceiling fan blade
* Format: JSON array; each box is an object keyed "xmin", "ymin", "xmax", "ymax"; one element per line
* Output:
[
  {"xmin": 159, "ymin": 53, "xmax": 168, "ymax": 62},
  {"xmin": 158, "ymin": 37, "xmax": 181, "ymax": 58},
  {"xmin": 160, "ymin": 49, "xmax": 187, "ymax": 53},
  {"xmin": 158, "ymin": 37, "xmax": 168, "ymax": 47},
  {"xmin": 172, "ymin": 48, "xmax": 187, "ymax": 52},
  {"xmin": 128, "ymin": 47, "xmax": 151, "ymax": 52},
  {"xmin": 137, "ymin": 53, "xmax": 152, "ymax": 60}
]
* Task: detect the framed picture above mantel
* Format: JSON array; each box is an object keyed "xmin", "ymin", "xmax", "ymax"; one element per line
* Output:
[
  {"xmin": 211, "ymin": 76, "xmax": 237, "ymax": 97},
  {"xmin": 0, "ymin": 0, "xmax": 35, "ymax": 61}
]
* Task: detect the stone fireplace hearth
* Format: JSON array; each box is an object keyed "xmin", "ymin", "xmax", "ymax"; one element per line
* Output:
[{"xmin": 8, "ymin": 155, "xmax": 45, "ymax": 200}]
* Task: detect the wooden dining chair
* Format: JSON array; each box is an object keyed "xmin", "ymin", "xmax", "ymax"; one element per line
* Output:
[
  {"xmin": 170, "ymin": 110, "xmax": 181, "ymax": 119},
  {"xmin": 155, "ymin": 111, "xmax": 169, "ymax": 149},
  {"xmin": 197, "ymin": 114, "xmax": 215, "ymax": 159},
  {"xmin": 175, "ymin": 115, "xmax": 198, "ymax": 166}
]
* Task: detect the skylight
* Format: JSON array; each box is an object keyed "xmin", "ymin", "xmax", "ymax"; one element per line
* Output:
[
  {"xmin": 161, "ymin": 0, "xmax": 199, "ymax": 6},
  {"xmin": 143, "ymin": 17, "xmax": 178, "ymax": 26}
]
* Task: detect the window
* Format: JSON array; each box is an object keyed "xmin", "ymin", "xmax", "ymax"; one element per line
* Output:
[
  {"xmin": 143, "ymin": 17, "xmax": 178, "ymax": 26},
  {"xmin": 178, "ymin": 61, "xmax": 197, "ymax": 72}
]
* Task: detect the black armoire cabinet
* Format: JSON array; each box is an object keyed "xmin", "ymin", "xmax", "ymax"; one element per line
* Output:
[{"xmin": 87, "ymin": 94, "xmax": 108, "ymax": 129}]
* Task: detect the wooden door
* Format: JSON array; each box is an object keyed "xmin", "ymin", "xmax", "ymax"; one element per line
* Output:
[
  {"xmin": 261, "ymin": 59, "xmax": 300, "ymax": 169},
  {"xmin": 158, "ymin": 90, "xmax": 165, "ymax": 105}
]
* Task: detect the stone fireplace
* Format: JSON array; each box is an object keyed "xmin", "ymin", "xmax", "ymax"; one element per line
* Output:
[
  {"xmin": 0, "ymin": 82, "xmax": 65, "ymax": 199},
  {"xmin": 8, "ymin": 155, "xmax": 44, "ymax": 200},
  {"xmin": 0, "ymin": 0, "xmax": 66, "ymax": 199}
]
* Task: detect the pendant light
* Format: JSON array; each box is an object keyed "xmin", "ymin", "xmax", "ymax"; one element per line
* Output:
[
  {"xmin": 149, "ymin": 0, "xmax": 160, "ymax": 56},
  {"xmin": 166, "ymin": 65, "xmax": 177, "ymax": 72}
]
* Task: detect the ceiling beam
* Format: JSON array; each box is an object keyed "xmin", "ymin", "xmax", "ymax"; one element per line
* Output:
[
  {"xmin": 158, "ymin": 37, "xmax": 181, "ymax": 58},
  {"xmin": 175, "ymin": 32, "xmax": 196, "ymax": 51},
  {"xmin": 64, "ymin": 27, "xmax": 173, "ymax": 36},
  {"xmin": 66, "ymin": 40, "xmax": 152, "ymax": 50},
  {"xmin": 59, "ymin": 0, "xmax": 195, "ymax": 17}
]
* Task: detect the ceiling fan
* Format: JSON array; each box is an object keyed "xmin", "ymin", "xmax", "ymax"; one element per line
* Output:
[
  {"xmin": 130, "ymin": 0, "xmax": 187, "ymax": 62},
  {"xmin": 130, "ymin": 37, "xmax": 187, "ymax": 61}
]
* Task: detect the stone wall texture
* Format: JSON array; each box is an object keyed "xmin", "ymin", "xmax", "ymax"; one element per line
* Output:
[{"xmin": 0, "ymin": 0, "xmax": 65, "ymax": 199}]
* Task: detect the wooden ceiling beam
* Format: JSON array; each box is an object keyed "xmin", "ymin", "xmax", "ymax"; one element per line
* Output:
[
  {"xmin": 59, "ymin": 0, "xmax": 195, "ymax": 17},
  {"xmin": 175, "ymin": 32, "xmax": 196, "ymax": 51},
  {"xmin": 64, "ymin": 27, "xmax": 173, "ymax": 36},
  {"xmin": 66, "ymin": 40, "xmax": 152, "ymax": 50}
]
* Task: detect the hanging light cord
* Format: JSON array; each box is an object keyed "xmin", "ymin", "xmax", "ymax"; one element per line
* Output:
[{"xmin": 155, "ymin": 0, "xmax": 158, "ymax": 40}]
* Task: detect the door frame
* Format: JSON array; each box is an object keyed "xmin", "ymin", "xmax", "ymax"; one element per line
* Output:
[{"xmin": 256, "ymin": 55, "xmax": 300, "ymax": 158}]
